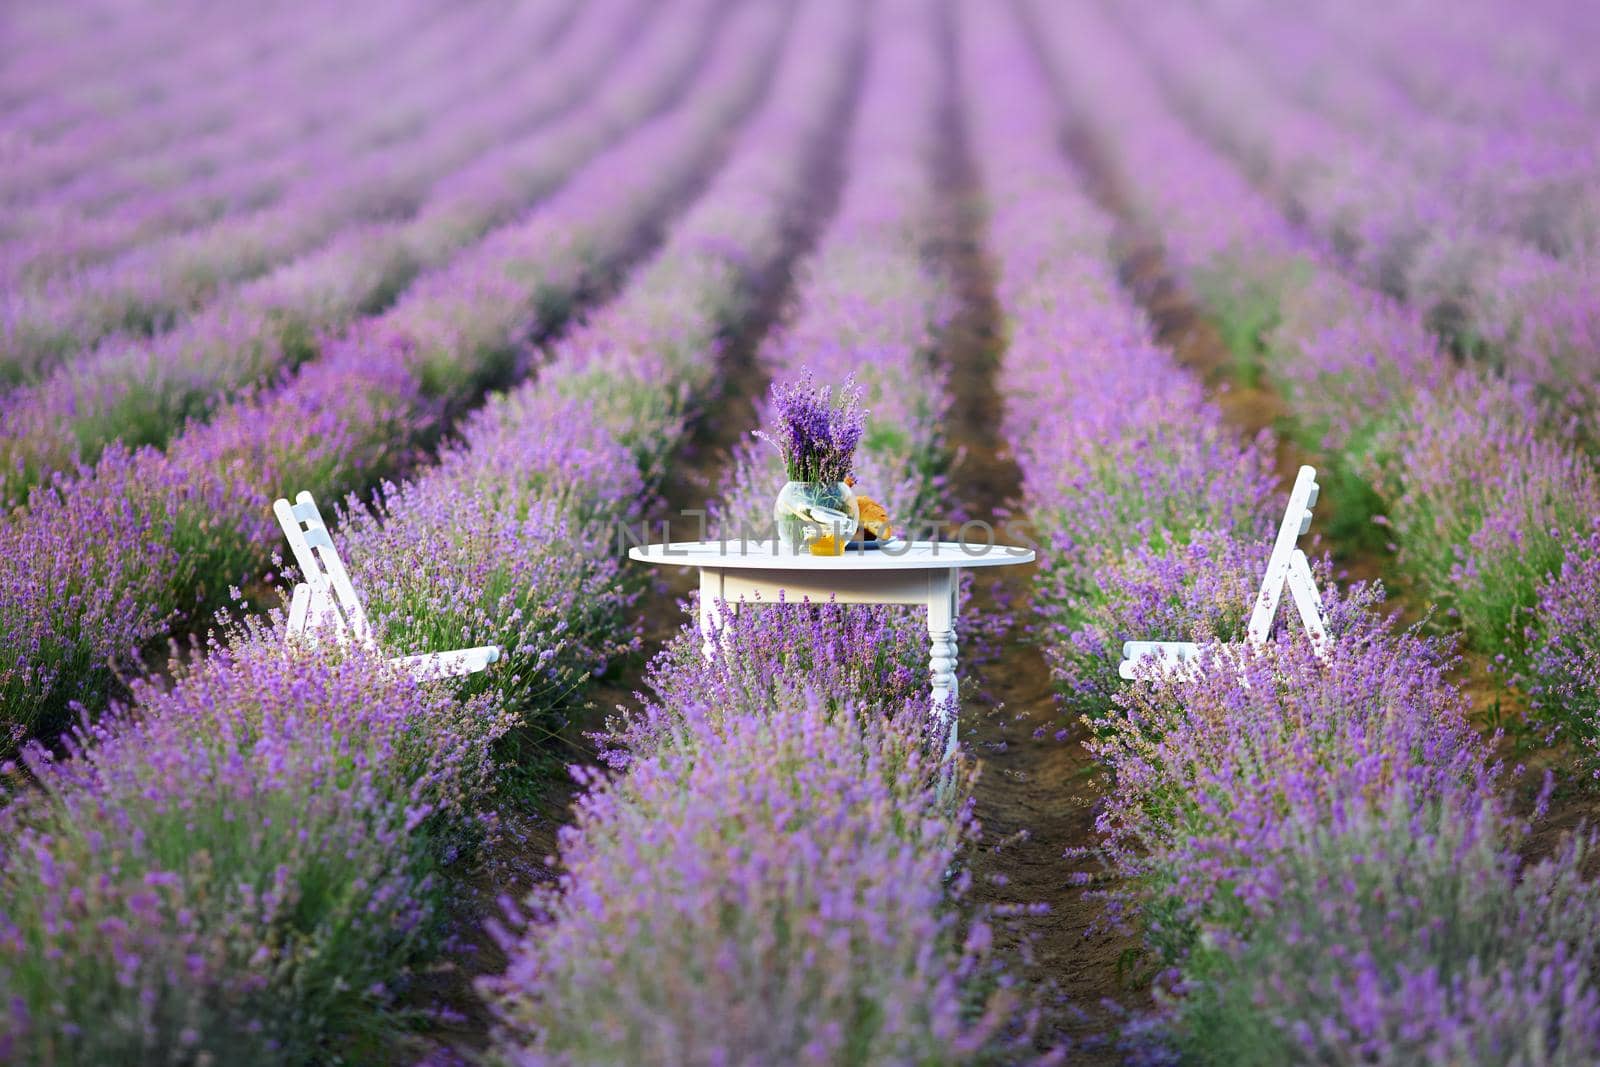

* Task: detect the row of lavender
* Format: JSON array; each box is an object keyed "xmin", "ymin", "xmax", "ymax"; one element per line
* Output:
[
  {"xmin": 1023, "ymin": 0, "xmax": 1600, "ymax": 769},
  {"xmin": 478, "ymin": 6, "xmax": 1046, "ymax": 1059},
  {"xmin": 1, "ymin": 1, "xmax": 557, "ymax": 289},
  {"xmin": 0, "ymin": 0, "xmax": 659, "ymax": 503},
  {"xmin": 1, "ymin": 1, "xmax": 482, "ymax": 205},
  {"xmin": 0, "ymin": 0, "xmax": 771, "ymax": 749},
  {"xmin": 0, "ymin": 4, "xmax": 556, "ymax": 211},
  {"xmin": 2, "ymin": 0, "xmax": 236, "ymax": 126},
  {"xmin": 0, "ymin": 0, "xmax": 638, "ymax": 413},
  {"xmin": 1183, "ymin": 0, "xmax": 1600, "ymax": 260},
  {"xmin": 967, "ymin": 3, "xmax": 1600, "ymax": 1061},
  {"xmin": 1111, "ymin": 0, "xmax": 1600, "ymax": 421},
  {"xmin": 711, "ymin": 0, "xmax": 953, "ymax": 534},
  {"xmin": 0, "ymin": 0, "xmax": 864, "ymax": 1057},
  {"xmin": 1341, "ymin": 0, "xmax": 1600, "ymax": 132}
]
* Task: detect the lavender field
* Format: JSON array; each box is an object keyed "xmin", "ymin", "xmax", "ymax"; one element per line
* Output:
[{"xmin": 3, "ymin": 0, "xmax": 1600, "ymax": 1062}]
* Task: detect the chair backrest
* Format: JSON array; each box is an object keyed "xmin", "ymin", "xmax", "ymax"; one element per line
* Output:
[
  {"xmin": 273, "ymin": 492, "xmax": 374, "ymax": 647},
  {"xmin": 1246, "ymin": 465, "xmax": 1320, "ymax": 646}
]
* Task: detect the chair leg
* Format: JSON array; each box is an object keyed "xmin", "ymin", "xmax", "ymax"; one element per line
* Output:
[{"xmin": 287, "ymin": 583, "xmax": 311, "ymax": 636}]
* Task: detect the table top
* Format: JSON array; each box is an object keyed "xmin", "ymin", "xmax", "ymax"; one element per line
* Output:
[{"xmin": 628, "ymin": 540, "xmax": 1035, "ymax": 571}]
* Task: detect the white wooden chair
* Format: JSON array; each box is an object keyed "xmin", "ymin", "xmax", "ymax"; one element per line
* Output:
[
  {"xmin": 1118, "ymin": 465, "xmax": 1329, "ymax": 680},
  {"xmin": 274, "ymin": 491, "xmax": 500, "ymax": 681}
]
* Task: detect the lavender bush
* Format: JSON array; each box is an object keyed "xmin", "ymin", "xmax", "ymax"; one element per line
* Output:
[
  {"xmin": 328, "ymin": 0, "xmax": 856, "ymax": 726},
  {"xmin": 1529, "ymin": 526, "xmax": 1600, "ymax": 763},
  {"xmin": 608, "ymin": 595, "xmax": 932, "ymax": 766},
  {"xmin": 1040, "ymin": 531, "xmax": 1269, "ymax": 718},
  {"xmin": 1098, "ymin": 596, "xmax": 1488, "ymax": 963},
  {"xmin": 0, "ymin": 6, "xmax": 404, "ymax": 222},
  {"xmin": 481, "ymin": 687, "xmax": 1020, "ymax": 1067},
  {"xmin": 960, "ymin": 0, "xmax": 1276, "ymax": 718},
  {"xmin": 1, "ymin": 1, "xmax": 466, "ymax": 211},
  {"xmin": 343, "ymin": 391, "xmax": 646, "ymax": 716},
  {"xmin": 0, "ymin": 639, "xmax": 513, "ymax": 1064},
  {"xmin": 3, "ymin": 6, "xmax": 461, "ymax": 280},
  {"xmin": 1112, "ymin": 0, "xmax": 1600, "ymax": 422},
  {"xmin": 477, "ymin": 8, "xmax": 1032, "ymax": 1061},
  {"xmin": 0, "ymin": 2, "xmax": 579, "ymax": 288},
  {"xmin": 1369, "ymin": 378, "xmax": 1600, "ymax": 682},
  {"xmin": 0, "ymin": 451, "xmax": 176, "ymax": 745},
  {"xmin": 0, "ymin": 8, "xmax": 866, "ymax": 1063},
  {"xmin": 1176, "ymin": 788, "xmax": 1600, "ymax": 1066},
  {"xmin": 714, "ymin": 0, "xmax": 953, "ymax": 536},
  {"xmin": 1020, "ymin": 0, "xmax": 1600, "ymax": 734},
  {"xmin": 0, "ymin": 2, "xmax": 651, "ymax": 387},
  {"xmin": 1213, "ymin": 0, "xmax": 1600, "ymax": 261},
  {"xmin": 963, "ymin": 10, "xmax": 1600, "ymax": 1065},
  {"xmin": 0, "ymin": 0, "xmax": 693, "ymax": 504}
]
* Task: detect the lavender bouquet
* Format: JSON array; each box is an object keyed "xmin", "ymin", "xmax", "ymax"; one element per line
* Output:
[
  {"xmin": 754, "ymin": 371, "xmax": 865, "ymax": 484},
  {"xmin": 755, "ymin": 373, "xmax": 865, "ymax": 550}
]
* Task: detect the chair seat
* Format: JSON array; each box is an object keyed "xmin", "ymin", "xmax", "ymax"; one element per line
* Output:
[
  {"xmin": 276, "ymin": 492, "xmax": 500, "ymax": 683},
  {"xmin": 1117, "ymin": 466, "xmax": 1329, "ymax": 681},
  {"xmin": 391, "ymin": 646, "xmax": 502, "ymax": 681}
]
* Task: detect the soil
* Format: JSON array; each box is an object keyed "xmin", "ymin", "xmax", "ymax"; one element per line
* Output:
[
  {"xmin": 930, "ymin": 15, "xmax": 1145, "ymax": 1057},
  {"xmin": 934, "ymin": 229, "xmax": 1146, "ymax": 1060}
]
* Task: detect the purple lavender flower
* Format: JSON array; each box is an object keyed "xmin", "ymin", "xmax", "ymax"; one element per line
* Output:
[
  {"xmin": 1098, "ymin": 591, "xmax": 1489, "ymax": 961},
  {"xmin": 480, "ymin": 685, "xmax": 1021, "ymax": 1066},
  {"xmin": 1369, "ymin": 376, "xmax": 1600, "ymax": 686},
  {"xmin": 1174, "ymin": 786, "xmax": 1600, "ymax": 1065},
  {"xmin": 0, "ymin": 638, "xmax": 512, "ymax": 1063},
  {"xmin": 1529, "ymin": 524, "xmax": 1600, "ymax": 763},
  {"xmin": 754, "ymin": 371, "xmax": 867, "ymax": 485}
]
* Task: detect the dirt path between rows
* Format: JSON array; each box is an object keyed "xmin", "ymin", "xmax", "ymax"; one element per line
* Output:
[{"xmin": 931, "ymin": 18, "xmax": 1145, "ymax": 1056}]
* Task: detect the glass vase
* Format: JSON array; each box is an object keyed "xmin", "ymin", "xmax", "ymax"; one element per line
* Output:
[{"xmin": 773, "ymin": 480, "xmax": 859, "ymax": 552}]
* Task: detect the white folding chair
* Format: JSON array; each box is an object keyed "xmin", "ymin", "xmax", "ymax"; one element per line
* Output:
[
  {"xmin": 274, "ymin": 491, "xmax": 500, "ymax": 681},
  {"xmin": 1118, "ymin": 466, "xmax": 1329, "ymax": 680}
]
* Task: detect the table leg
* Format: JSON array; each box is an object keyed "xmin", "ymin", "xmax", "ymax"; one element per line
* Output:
[
  {"xmin": 699, "ymin": 568, "xmax": 723, "ymax": 663},
  {"xmin": 927, "ymin": 569, "xmax": 959, "ymax": 759}
]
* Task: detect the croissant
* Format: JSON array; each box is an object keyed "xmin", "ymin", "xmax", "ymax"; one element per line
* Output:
[{"xmin": 855, "ymin": 495, "xmax": 892, "ymax": 541}]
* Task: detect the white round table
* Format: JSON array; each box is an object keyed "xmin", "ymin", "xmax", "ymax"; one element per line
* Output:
[{"xmin": 628, "ymin": 539, "xmax": 1036, "ymax": 755}]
